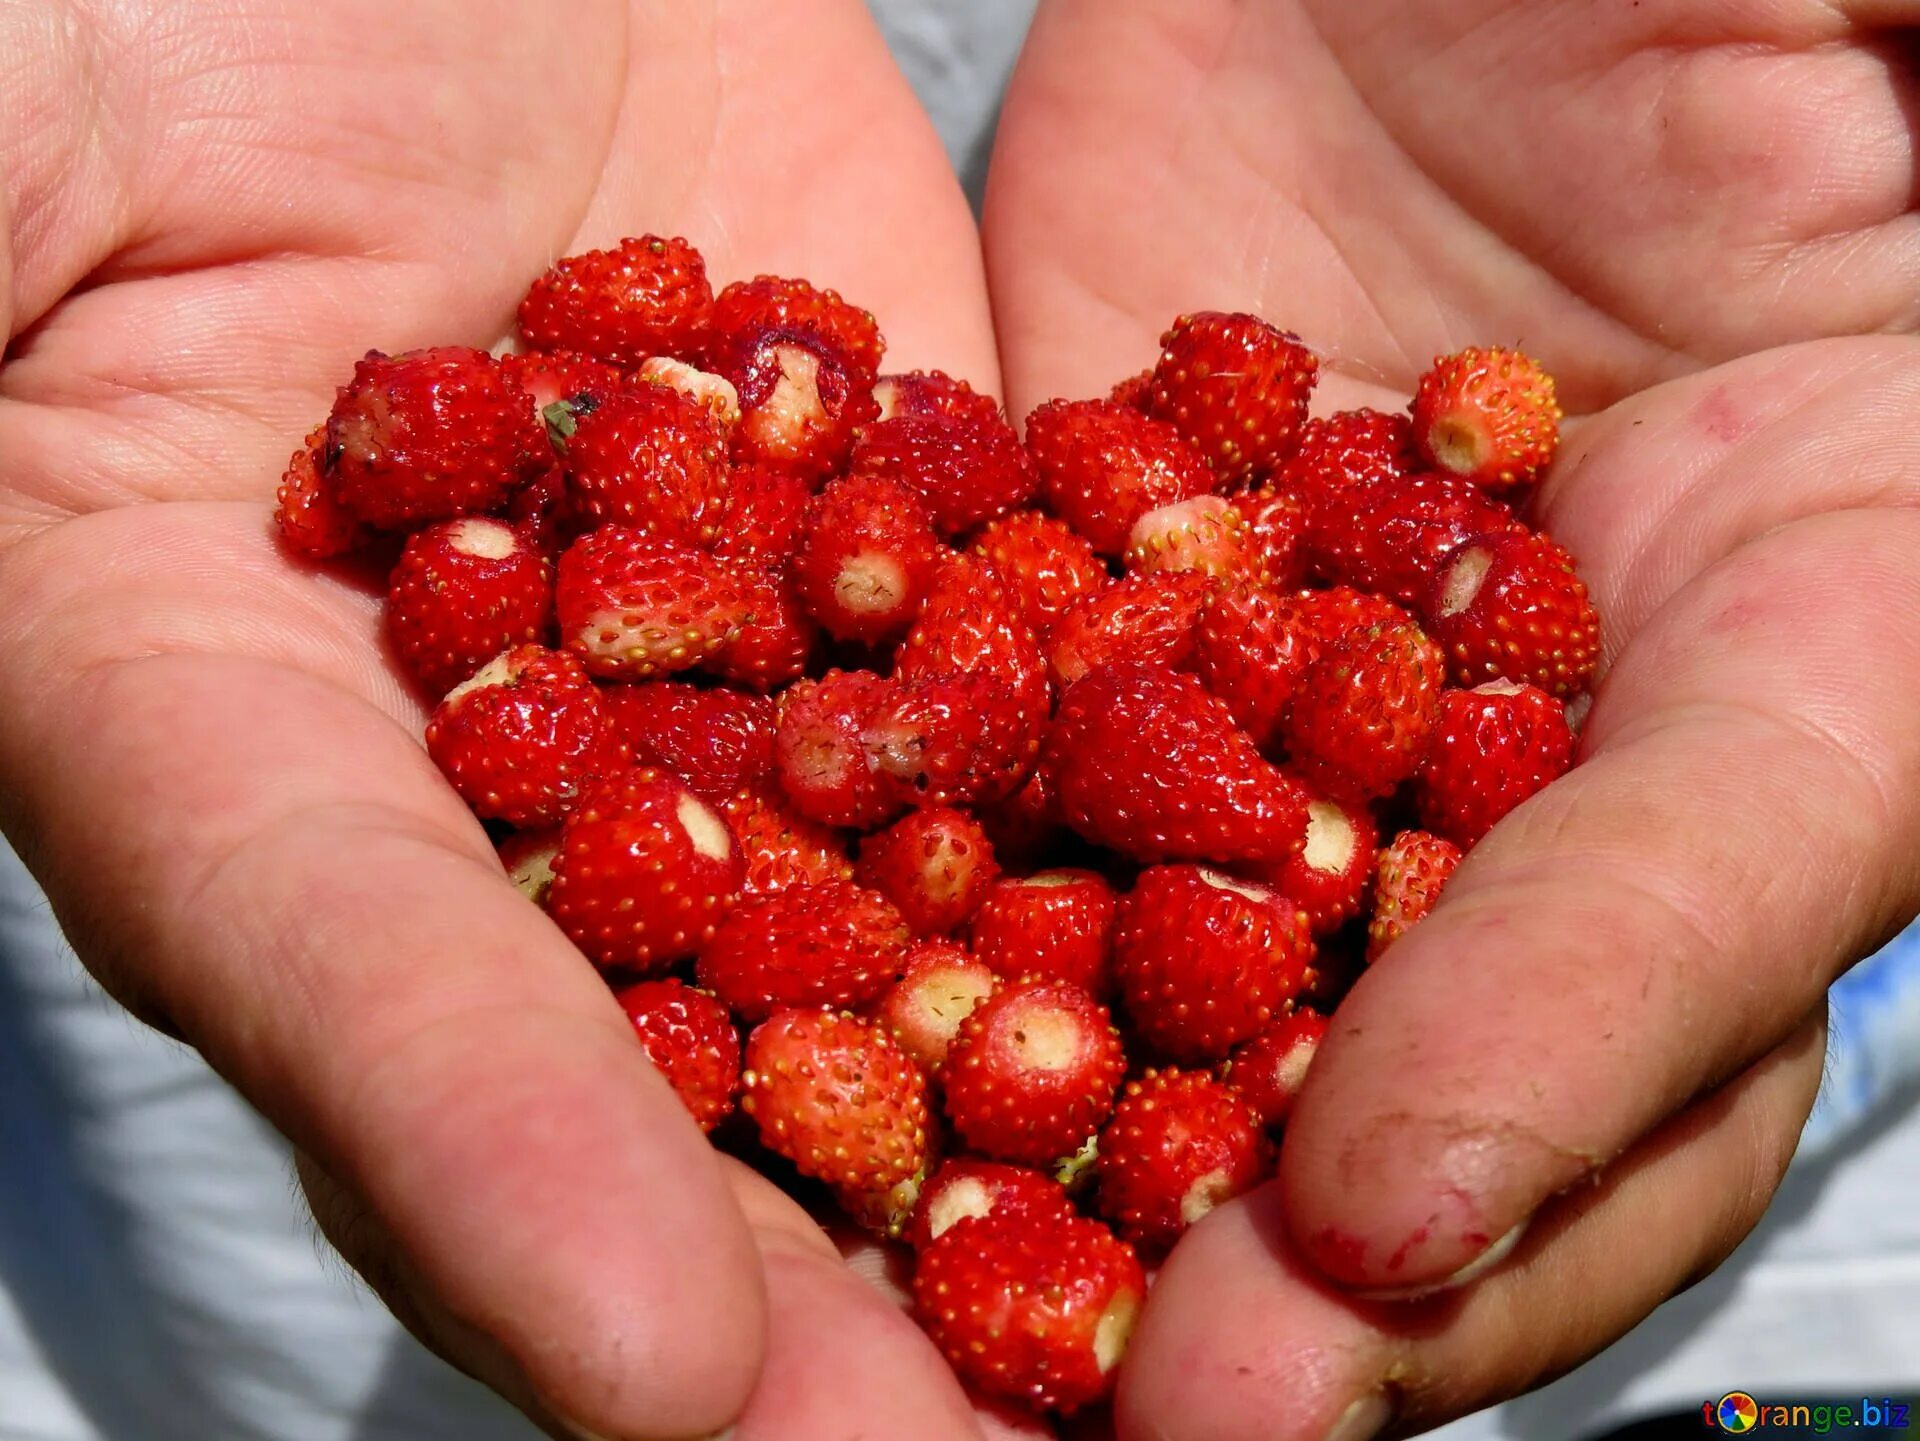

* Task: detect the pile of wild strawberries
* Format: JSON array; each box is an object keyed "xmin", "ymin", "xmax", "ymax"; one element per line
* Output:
[{"xmin": 276, "ymin": 234, "xmax": 1597, "ymax": 1414}]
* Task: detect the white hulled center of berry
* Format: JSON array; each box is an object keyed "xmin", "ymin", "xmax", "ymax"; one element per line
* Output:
[
  {"xmin": 1301, "ymin": 801, "xmax": 1355, "ymax": 875},
  {"xmin": 1021, "ymin": 872, "xmax": 1077, "ymax": 889},
  {"xmin": 442, "ymin": 649, "xmax": 517, "ymax": 704},
  {"xmin": 925, "ymin": 1177, "xmax": 994, "ymax": 1243},
  {"xmin": 1179, "ymin": 1168, "xmax": 1235, "ymax": 1226},
  {"xmin": 1199, "ymin": 868, "xmax": 1269, "ymax": 904},
  {"xmin": 1093, "ymin": 1291, "xmax": 1140, "ymax": 1374},
  {"xmin": 1006, "ymin": 1009, "xmax": 1082, "ymax": 1073},
  {"xmin": 1439, "ymin": 546, "xmax": 1493, "ymax": 618},
  {"xmin": 676, "ymin": 794, "xmax": 733, "ymax": 862},
  {"xmin": 1273, "ymin": 1036, "xmax": 1320, "ymax": 1095},
  {"xmin": 448, "ymin": 517, "xmax": 519, "ymax": 560},
  {"xmin": 1428, "ymin": 416, "xmax": 1489, "ymax": 476},
  {"xmin": 834, "ymin": 553, "xmax": 909, "ymax": 615}
]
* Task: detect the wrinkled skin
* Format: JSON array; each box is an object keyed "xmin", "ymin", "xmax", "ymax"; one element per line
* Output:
[{"xmin": 0, "ymin": 2, "xmax": 1914, "ymax": 1438}]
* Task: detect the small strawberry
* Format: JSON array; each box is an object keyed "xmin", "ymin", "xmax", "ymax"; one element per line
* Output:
[
  {"xmin": 1423, "ymin": 530, "xmax": 1601, "ymax": 696},
  {"xmin": 496, "ymin": 828, "xmax": 560, "ymax": 905},
  {"xmin": 499, "ymin": 349, "xmax": 625, "ymax": 423},
  {"xmin": 1113, "ymin": 866, "xmax": 1315, "ymax": 1062},
  {"xmin": 741, "ymin": 1008, "xmax": 929, "ymax": 1191},
  {"xmin": 1282, "ymin": 618, "xmax": 1445, "ymax": 800},
  {"xmin": 864, "ymin": 671, "xmax": 1034, "ymax": 812},
  {"xmin": 1224, "ymin": 1009, "xmax": 1328, "ymax": 1129},
  {"xmin": 872, "ymin": 369, "xmax": 1001, "ymax": 428},
  {"xmin": 1305, "ymin": 471, "xmax": 1519, "ymax": 607},
  {"xmin": 968, "ymin": 870, "xmax": 1119, "ymax": 996},
  {"xmin": 856, "ymin": 808, "xmax": 1000, "ymax": 936},
  {"xmin": 915, "ymin": 1208, "xmax": 1144, "ymax": 1414},
  {"xmin": 597, "ymin": 681, "xmax": 777, "ymax": 804},
  {"xmin": 1045, "ymin": 663, "xmax": 1310, "ymax": 865},
  {"xmin": 1273, "ymin": 584, "xmax": 1413, "ymax": 649},
  {"xmin": 848, "ymin": 411, "xmax": 1038, "ymax": 537},
  {"xmin": 707, "ymin": 563, "xmax": 816, "ymax": 691},
  {"xmin": 792, "ymin": 474, "xmax": 941, "ymax": 643},
  {"xmin": 275, "ymin": 424, "xmax": 365, "ymax": 557},
  {"xmin": 1192, "ymin": 582, "xmax": 1318, "ymax": 751},
  {"xmin": 1244, "ymin": 794, "xmax": 1379, "ymax": 935},
  {"xmin": 1415, "ymin": 681, "xmax": 1574, "ymax": 845},
  {"xmin": 708, "ymin": 274, "xmax": 884, "ymax": 377},
  {"xmin": 554, "ymin": 526, "xmax": 747, "ymax": 680},
  {"xmin": 1238, "ymin": 484, "xmax": 1310, "ymax": 589},
  {"xmin": 972, "ymin": 510, "xmax": 1111, "ymax": 636},
  {"xmin": 615, "ymin": 978, "xmax": 741, "ymax": 1132},
  {"xmin": 1045, "ymin": 571, "xmax": 1215, "ymax": 690},
  {"xmin": 1026, "ymin": 398, "xmax": 1215, "ymax": 555},
  {"xmin": 1095, "ymin": 1068, "xmax": 1273, "ymax": 1247},
  {"xmin": 896, "ymin": 553, "xmax": 1050, "ymax": 750},
  {"xmin": 1368, "ymin": 829, "xmax": 1462, "ymax": 961},
  {"xmin": 506, "ymin": 464, "xmax": 577, "ymax": 557},
  {"xmin": 721, "ymin": 788, "xmax": 854, "ymax": 895},
  {"xmin": 975, "ymin": 766, "xmax": 1067, "ymax": 870},
  {"xmin": 715, "ymin": 325, "xmax": 879, "ymax": 480},
  {"xmin": 1147, "ymin": 312, "xmax": 1318, "ymax": 486},
  {"xmin": 1124, "ymin": 495, "xmax": 1252, "ymax": 581},
  {"xmin": 634, "ymin": 356, "xmax": 741, "ymax": 431},
  {"xmin": 517, "ymin": 234, "xmax": 714, "ymax": 365},
  {"xmin": 562, "ymin": 383, "xmax": 729, "ymax": 542},
  {"xmin": 328, "ymin": 347, "xmax": 548, "ymax": 530},
  {"xmin": 546, "ymin": 768, "xmax": 743, "ymax": 970},
  {"xmin": 709, "ymin": 463, "xmax": 814, "ymax": 567},
  {"xmin": 1412, "ymin": 346, "xmax": 1560, "ymax": 494},
  {"xmin": 1108, "ymin": 368, "xmax": 1154, "ymax": 410},
  {"xmin": 697, "ymin": 879, "xmax": 910, "ymax": 1021},
  {"xmin": 1278, "ymin": 407, "xmax": 1416, "ymax": 497},
  {"xmin": 909, "ymin": 1159, "xmax": 1073, "ymax": 1252},
  {"xmin": 425, "ymin": 644, "xmax": 623, "ymax": 827},
  {"xmin": 876, "ymin": 941, "xmax": 1002, "ymax": 1071},
  {"xmin": 772, "ymin": 669, "xmax": 900, "ymax": 829},
  {"xmin": 387, "ymin": 517, "xmax": 552, "ymax": 698}
]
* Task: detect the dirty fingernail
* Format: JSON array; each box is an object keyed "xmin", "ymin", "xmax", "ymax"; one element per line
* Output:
[
  {"xmin": 1323, "ymin": 1392, "xmax": 1391, "ymax": 1441},
  {"xmin": 1353, "ymin": 1216, "xmax": 1530, "ymax": 1301}
]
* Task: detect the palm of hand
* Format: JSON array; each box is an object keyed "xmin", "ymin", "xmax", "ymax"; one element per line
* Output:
[{"xmin": 0, "ymin": 2, "xmax": 1912, "ymax": 1439}]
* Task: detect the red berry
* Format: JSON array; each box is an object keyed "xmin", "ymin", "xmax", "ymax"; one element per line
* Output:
[
  {"xmin": 496, "ymin": 827, "xmax": 560, "ymax": 905},
  {"xmin": 1282, "ymin": 618, "xmax": 1446, "ymax": 801},
  {"xmin": 506, "ymin": 464, "xmax": 576, "ymax": 557},
  {"xmin": 876, "ymin": 941, "xmax": 1001, "ymax": 1071},
  {"xmin": 1411, "ymin": 346, "xmax": 1561, "ymax": 494},
  {"xmin": 696, "ymin": 879, "xmax": 910, "ymax": 1021},
  {"xmin": 1113, "ymin": 866, "xmax": 1315, "ymax": 1062},
  {"xmin": 1274, "ymin": 585, "xmax": 1413, "ymax": 649},
  {"xmin": 741, "ymin": 1008, "xmax": 929, "ymax": 1191},
  {"xmin": 555, "ymin": 526, "xmax": 747, "ymax": 680},
  {"xmin": 864, "ymin": 670, "xmax": 1034, "ymax": 813},
  {"xmin": 715, "ymin": 325, "xmax": 879, "ymax": 480},
  {"xmin": 850, "ymin": 412, "xmax": 1038, "ymax": 537},
  {"xmin": 1192, "ymin": 582, "xmax": 1318, "ymax": 751},
  {"xmin": 1225, "ymin": 1009, "xmax": 1328, "ymax": 1129},
  {"xmin": 275, "ymin": 424, "xmax": 364, "ymax": 557},
  {"xmin": 976, "ymin": 766, "xmax": 1066, "ymax": 870},
  {"xmin": 968, "ymin": 870, "xmax": 1119, "ymax": 996},
  {"xmin": 914, "ymin": 1209, "xmax": 1144, "ymax": 1414},
  {"xmin": 1125, "ymin": 495, "xmax": 1253, "ymax": 581},
  {"xmin": 517, "ymin": 234, "xmax": 714, "ymax": 366},
  {"xmin": 499, "ymin": 349, "xmax": 625, "ymax": 421},
  {"xmin": 793, "ymin": 474, "xmax": 940, "ymax": 643},
  {"xmin": 721, "ymin": 788, "xmax": 854, "ymax": 896},
  {"xmin": 1147, "ymin": 312, "xmax": 1318, "ymax": 487},
  {"xmin": 1279, "ymin": 407, "xmax": 1416, "ymax": 497},
  {"xmin": 1238, "ymin": 484, "xmax": 1310, "ymax": 589},
  {"xmin": 547, "ymin": 769, "xmax": 742, "ymax": 970},
  {"xmin": 561, "ymin": 383, "xmax": 729, "ymax": 542},
  {"xmin": 327, "ymin": 347, "xmax": 547, "ymax": 530},
  {"xmin": 972, "ymin": 510, "xmax": 1111, "ymax": 636},
  {"xmin": 1096, "ymin": 1069, "xmax": 1273, "ymax": 1247},
  {"xmin": 707, "ymin": 563, "xmax": 816, "ymax": 692},
  {"xmin": 772, "ymin": 669, "xmax": 899, "ymax": 829},
  {"xmin": 708, "ymin": 274, "xmax": 884, "ymax": 378},
  {"xmin": 1306, "ymin": 471, "xmax": 1521, "ymax": 607},
  {"xmin": 1045, "ymin": 572, "xmax": 1215, "ymax": 691},
  {"xmin": 1423, "ymin": 530, "xmax": 1601, "ymax": 697},
  {"xmin": 1108, "ymin": 368, "xmax": 1154, "ymax": 410},
  {"xmin": 943, "ymin": 980, "xmax": 1126, "ymax": 1167},
  {"xmin": 1026, "ymin": 398, "xmax": 1214, "ymax": 555},
  {"xmin": 1368, "ymin": 829, "xmax": 1462, "ymax": 961},
  {"xmin": 710, "ymin": 463, "xmax": 813, "ymax": 567},
  {"xmin": 615, "ymin": 978, "xmax": 741, "ymax": 1132},
  {"xmin": 1415, "ymin": 681, "xmax": 1574, "ymax": 845},
  {"xmin": 896, "ymin": 553, "xmax": 1049, "ymax": 757},
  {"xmin": 909, "ymin": 1158, "xmax": 1073, "ymax": 1252},
  {"xmin": 635, "ymin": 358, "xmax": 741, "ymax": 431},
  {"xmin": 387, "ymin": 517, "xmax": 552, "ymax": 698},
  {"xmin": 597, "ymin": 681, "xmax": 777, "ymax": 804},
  {"xmin": 856, "ymin": 808, "xmax": 1000, "ymax": 936},
  {"xmin": 1046, "ymin": 663, "xmax": 1310, "ymax": 865},
  {"xmin": 425, "ymin": 644, "xmax": 622, "ymax": 827},
  {"xmin": 872, "ymin": 369, "xmax": 1001, "ymax": 428},
  {"xmin": 1248, "ymin": 793, "xmax": 1379, "ymax": 935}
]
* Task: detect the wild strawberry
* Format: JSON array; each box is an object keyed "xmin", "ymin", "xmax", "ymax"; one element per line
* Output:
[
  {"xmin": 721, "ymin": 788, "xmax": 854, "ymax": 895},
  {"xmin": 909, "ymin": 1159, "xmax": 1073, "ymax": 1252},
  {"xmin": 1108, "ymin": 368, "xmax": 1154, "ymax": 410},
  {"xmin": 837, "ymin": 1157, "xmax": 936, "ymax": 1243},
  {"xmin": 1096, "ymin": 1069, "xmax": 1273, "ymax": 1247},
  {"xmin": 327, "ymin": 347, "xmax": 547, "ymax": 529},
  {"xmin": 1278, "ymin": 408, "xmax": 1416, "ymax": 497},
  {"xmin": 1045, "ymin": 572, "xmax": 1215, "ymax": 690},
  {"xmin": 1046, "ymin": 663, "xmax": 1310, "ymax": 865},
  {"xmin": 848, "ymin": 412, "xmax": 1038, "ymax": 537},
  {"xmin": 597, "ymin": 681, "xmax": 776, "ymax": 804},
  {"xmin": 1423, "ymin": 530, "xmax": 1601, "ymax": 696},
  {"xmin": 496, "ymin": 827, "xmax": 560, "ymax": 905},
  {"xmin": 708, "ymin": 274, "xmax": 884, "ymax": 377},
  {"xmin": 876, "ymin": 941, "xmax": 1001, "ymax": 1071},
  {"xmin": 856, "ymin": 808, "xmax": 1000, "ymax": 936},
  {"xmin": 914, "ymin": 1208, "xmax": 1144, "ymax": 1414},
  {"xmin": 1282, "ymin": 618, "xmax": 1445, "ymax": 800},
  {"xmin": 968, "ymin": 870, "xmax": 1119, "ymax": 996},
  {"xmin": 1244, "ymin": 794, "xmax": 1379, "ymax": 935},
  {"xmin": 864, "ymin": 671, "xmax": 1033, "ymax": 812},
  {"xmin": 697, "ymin": 879, "xmax": 910, "ymax": 1021},
  {"xmin": 1306, "ymin": 471, "xmax": 1519, "ymax": 606},
  {"xmin": 872, "ymin": 369, "xmax": 1001, "ymax": 428},
  {"xmin": 634, "ymin": 357, "xmax": 740, "ymax": 430},
  {"xmin": 1192, "ymin": 582, "xmax": 1317, "ymax": 751},
  {"xmin": 1224, "ymin": 1009, "xmax": 1328, "ymax": 1129},
  {"xmin": 1113, "ymin": 866, "xmax": 1315, "ymax": 1062},
  {"xmin": 546, "ymin": 769, "xmax": 742, "ymax": 970},
  {"xmin": 1026, "ymin": 398, "xmax": 1214, "ymax": 555},
  {"xmin": 499, "ymin": 349, "xmax": 625, "ymax": 422},
  {"xmin": 561, "ymin": 383, "xmax": 729, "ymax": 542},
  {"xmin": 972, "ymin": 510, "xmax": 1110, "ymax": 636},
  {"xmin": 1416, "ymin": 681, "xmax": 1574, "ymax": 844},
  {"xmin": 615, "ymin": 978, "xmax": 741, "ymax": 1132},
  {"xmin": 1368, "ymin": 829, "xmax": 1462, "ymax": 961},
  {"xmin": 387, "ymin": 517, "xmax": 552, "ymax": 698},
  {"xmin": 1125, "ymin": 495, "xmax": 1252, "ymax": 581},
  {"xmin": 517, "ymin": 235, "xmax": 712, "ymax": 364},
  {"xmin": 1148, "ymin": 312, "xmax": 1318, "ymax": 486},
  {"xmin": 1412, "ymin": 346, "xmax": 1561, "ymax": 494},
  {"xmin": 506, "ymin": 464, "xmax": 576, "ymax": 557},
  {"xmin": 793, "ymin": 474, "xmax": 940, "ymax": 643},
  {"xmin": 555, "ymin": 526, "xmax": 747, "ymax": 680},
  {"xmin": 976, "ymin": 766, "xmax": 1066, "ymax": 870},
  {"xmin": 772, "ymin": 669, "xmax": 899, "ymax": 828},
  {"xmin": 709, "ymin": 463, "xmax": 813, "ymax": 567},
  {"xmin": 707, "ymin": 564, "xmax": 816, "ymax": 691},
  {"xmin": 715, "ymin": 326, "xmax": 879, "ymax": 479},
  {"xmin": 1273, "ymin": 585, "xmax": 1413, "ymax": 648},
  {"xmin": 896, "ymin": 553, "xmax": 1049, "ymax": 748},
  {"xmin": 425, "ymin": 644, "xmax": 622, "ymax": 827},
  {"xmin": 741, "ymin": 1008, "xmax": 929, "ymax": 1191},
  {"xmin": 1239, "ymin": 484, "xmax": 1309, "ymax": 589},
  {"xmin": 275, "ymin": 424, "xmax": 364, "ymax": 557}
]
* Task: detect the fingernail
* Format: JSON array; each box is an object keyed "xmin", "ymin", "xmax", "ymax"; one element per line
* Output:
[
  {"xmin": 1323, "ymin": 1392, "xmax": 1391, "ymax": 1441},
  {"xmin": 1353, "ymin": 1217, "xmax": 1530, "ymax": 1301}
]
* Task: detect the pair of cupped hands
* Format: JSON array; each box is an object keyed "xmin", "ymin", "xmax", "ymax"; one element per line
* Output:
[{"xmin": 0, "ymin": 1, "xmax": 1915, "ymax": 1437}]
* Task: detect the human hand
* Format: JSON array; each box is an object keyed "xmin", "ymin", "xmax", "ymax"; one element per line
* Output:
[{"xmin": 984, "ymin": 0, "xmax": 1918, "ymax": 1435}]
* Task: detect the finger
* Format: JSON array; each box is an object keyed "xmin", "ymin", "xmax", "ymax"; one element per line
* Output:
[
  {"xmin": 1279, "ymin": 499, "xmax": 1920, "ymax": 1292},
  {"xmin": 0, "ymin": 506, "xmax": 765, "ymax": 1439},
  {"xmin": 1118, "ymin": 1014, "xmax": 1825, "ymax": 1441}
]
